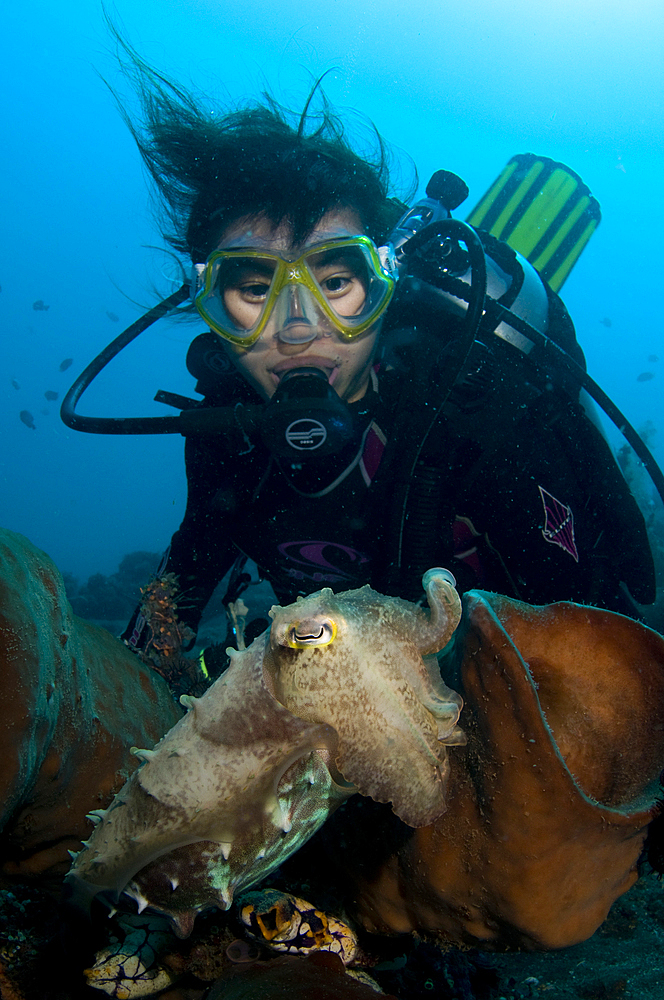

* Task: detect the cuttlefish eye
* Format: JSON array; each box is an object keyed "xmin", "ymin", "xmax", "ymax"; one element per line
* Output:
[{"xmin": 287, "ymin": 618, "xmax": 337, "ymax": 649}]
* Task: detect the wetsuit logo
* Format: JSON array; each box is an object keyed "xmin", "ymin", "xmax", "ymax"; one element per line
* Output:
[
  {"xmin": 538, "ymin": 486, "xmax": 579, "ymax": 562},
  {"xmin": 278, "ymin": 540, "xmax": 369, "ymax": 584},
  {"xmin": 285, "ymin": 418, "xmax": 328, "ymax": 450}
]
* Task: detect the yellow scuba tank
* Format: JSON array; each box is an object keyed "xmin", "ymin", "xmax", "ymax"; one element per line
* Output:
[{"xmin": 466, "ymin": 153, "xmax": 601, "ymax": 291}]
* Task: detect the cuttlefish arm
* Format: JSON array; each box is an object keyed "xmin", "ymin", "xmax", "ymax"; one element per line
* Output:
[{"xmin": 418, "ymin": 568, "xmax": 462, "ymax": 655}]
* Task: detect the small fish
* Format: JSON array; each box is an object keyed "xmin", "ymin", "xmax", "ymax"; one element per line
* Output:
[
  {"xmin": 637, "ymin": 372, "xmax": 655, "ymax": 382},
  {"xmin": 59, "ymin": 358, "xmax": 73, "ymax": 372},
  {"xmin": 106, "ymin": 310, "xmax": 119, "ymax": 322},
  {"xmin": 11, "ymin": 379, "xmax": 20, "ymax": 390},
  {"xmin": 44, "ymin": 390, "xmax": 59, "ymax": 401},
  {"xmin": 20, "ymin": 410, "xmax": 36, "ymax": 429},
  {"xmin": 33, "ymin": 299, "xmax": 50, "ymax": 311},
  {"xmin": 600, "ymin": 317, "xmax": 612, "ymax": 328},
  {"xmin": 647, "ymin": 355, "xmax": 659, "ymax": 363}
]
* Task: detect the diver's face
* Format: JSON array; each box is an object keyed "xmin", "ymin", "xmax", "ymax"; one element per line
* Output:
[{"xmin": 214, "ymin": 209, "xmax": 381, "ymax": 402}]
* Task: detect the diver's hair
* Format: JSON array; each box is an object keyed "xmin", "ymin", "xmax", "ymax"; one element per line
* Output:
[{"xmin": 104, "ymin": 22, "xmax": 416, "ymax": 262}]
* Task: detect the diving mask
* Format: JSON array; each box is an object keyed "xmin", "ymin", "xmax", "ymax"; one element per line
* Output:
[{"xmin": 192, "ymin": 236, "xmax": 395, "ymax": 346}]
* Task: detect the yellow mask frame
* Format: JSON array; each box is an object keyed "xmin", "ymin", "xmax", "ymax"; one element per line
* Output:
[{"xmin": 193, "ymin": 236, "xmax": 395, "ymax": 347}]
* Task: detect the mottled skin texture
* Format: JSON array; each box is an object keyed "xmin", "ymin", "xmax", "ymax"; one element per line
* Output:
[
  {"xmin": 335, "ymin": 593, "xmax": 664, "ymax": 950},
  {"xmin": 67, "ymin": 635, "xmax": 353, "ymax": 937},
  {"xmin": 0, "ymin": 528, "xmax": 181, "ymax": 888},
  {"xmin": 264, "ymin": 578, "xmax": 464, "ymax": 828},
  {"xmin": 66, "ymin": 573, "xmax": 463, "ymax": 933}
]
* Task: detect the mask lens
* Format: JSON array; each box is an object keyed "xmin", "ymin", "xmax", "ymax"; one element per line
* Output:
[
  {"xmin": 305, "ymin": 245, "xmax": 370, "ymax": 317},
  {"xmin": 194, "ymin": 252, "xmax": 279, "ymax": 345},
  {"xmin": 215, "ymin": 255, "xmax": 277, "ymax": 331},
  {"xmin": 304, "ymin": 241, "xmax": 393, "ymax": 334}
]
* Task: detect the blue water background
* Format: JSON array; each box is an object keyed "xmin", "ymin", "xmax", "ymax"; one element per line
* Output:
[{"xmin": 1, "ymin": 0, "xmax": 663, "ymax": 581}]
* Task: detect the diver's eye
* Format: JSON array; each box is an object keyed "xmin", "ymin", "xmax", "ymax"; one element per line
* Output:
[
  {"xmin": 287, "ymin": 619, "xmax": 336, "ymax": 648},
  {"xmin": 237, "ymin": 281, "xmax": 271, "ymax": 301},
  {"xmin": 321, "ymin": 274, "xmax": 352, "ymax": 296}
]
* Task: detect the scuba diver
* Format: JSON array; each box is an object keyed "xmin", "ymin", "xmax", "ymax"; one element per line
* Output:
[{"xmin": 61, "ymin": 53, "xmax": 657, "ymax": 673}]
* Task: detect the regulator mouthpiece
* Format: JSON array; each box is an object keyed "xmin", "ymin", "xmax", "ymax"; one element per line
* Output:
[{"xmin": 261, "ymin": 367, "xmax": 357, "ymax": 458}]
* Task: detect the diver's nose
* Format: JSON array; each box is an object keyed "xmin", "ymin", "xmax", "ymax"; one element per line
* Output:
[
  {"xmin": 284, "ymin": 285, "xmax": 306, "ymax": 321},
  {"xmin": 276, "ymin": 286, "xmax": 318, "ymax": 344}
]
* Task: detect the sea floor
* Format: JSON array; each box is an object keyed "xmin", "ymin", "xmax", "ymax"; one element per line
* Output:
[
  {"xmin": 1, "ymin": 863, "xmax": 663, "ymax": 999},
  {"xmin": 490, "ymin": 874, "xmax": 664, "ymax": 1000}
]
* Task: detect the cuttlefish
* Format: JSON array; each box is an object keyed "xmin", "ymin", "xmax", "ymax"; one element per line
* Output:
[{"xmin": 65, "ymin": 569, "xmax": 464, "ymax": 937}]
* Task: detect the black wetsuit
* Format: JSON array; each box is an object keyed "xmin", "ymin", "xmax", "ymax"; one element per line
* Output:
[{"xmin": 123, "ymin": 278, "xmax": 654, "ymax": 651}]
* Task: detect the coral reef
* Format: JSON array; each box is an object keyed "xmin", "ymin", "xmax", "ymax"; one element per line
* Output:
[
  {"xmin": 0, "ymin": 528, "xmax": 182, "ymax": 887},
  {"xmin": 4, "ymin": 526, "xmax": 664, "ymax": 997},
  {"xmin": 65, "ymin": 574, "xmax": 664, "ymax": 963},
  {"xmin": 0, "ymin": 885, "xmax": 63, "ymax": 999},
  {"xmin": 64, "ymin": 551, "xmax": 160, "ymax": 625}
]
